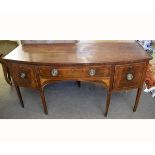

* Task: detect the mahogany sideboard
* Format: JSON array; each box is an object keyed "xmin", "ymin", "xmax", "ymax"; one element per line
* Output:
[{"xmin": 2, "ymin": 42, "xmax": 152, "ymax": 116}]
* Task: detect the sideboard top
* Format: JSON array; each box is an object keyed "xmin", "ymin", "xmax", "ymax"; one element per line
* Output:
[{"xmin": 4, "ymin": 42, "xmax": 152, "ymax": 65}]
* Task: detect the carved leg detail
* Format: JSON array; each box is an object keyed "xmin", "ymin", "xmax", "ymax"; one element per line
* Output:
[
  {"xmin": 14, "ymin": 85, "xmax": 24, "ymax": 108},
  {"xmin": 104, "ymin": 90, "xmax": 112, "ymax": 117},
  {"xmin": 39, "ymin": 88, "xmax": 48, "ymax": 115},
  {"xmin": 133, "ymin": 87, "xmax": 143, "ymax": 112},
  {"xmin": 76, "ymin": 81, "xmax": 81, "ymax": 87}
]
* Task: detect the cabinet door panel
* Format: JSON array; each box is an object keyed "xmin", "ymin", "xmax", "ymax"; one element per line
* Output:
[
  {"xmin": 114, "ymin": 62, "xmax": 146, "ymax": 90},
  {"xmin": 12, "ymin": 63, "xmax": 38, "ymax": 89}
]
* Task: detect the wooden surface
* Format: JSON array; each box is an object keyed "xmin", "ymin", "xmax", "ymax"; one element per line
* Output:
[
  {"xmin": 2, "ymin": 41, "xmax": 152, "ymax": 116},
  {"xmin": 113, "ymin": 62, "xmax": 146, "ymax": 90},
  {"xmin": 4, "ymin": 42, "xmax": 152, "ymax": 64}
]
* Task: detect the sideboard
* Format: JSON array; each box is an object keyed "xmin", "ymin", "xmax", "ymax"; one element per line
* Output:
[{"xmin": 2, "ymin": 42, "xmax": 152, "ymax": 116}]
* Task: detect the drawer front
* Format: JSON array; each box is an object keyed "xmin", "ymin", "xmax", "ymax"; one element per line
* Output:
[
  {"xmin": 114, "ymin": 63, "xmax": 146, "ymax": 90},
  {"xmin": 12, "ymin": 63, "xmax": 38, "ymax": 88},
  {"xmin": 39, "ymin": 65, "xmax": 111, "ymax": 79}
]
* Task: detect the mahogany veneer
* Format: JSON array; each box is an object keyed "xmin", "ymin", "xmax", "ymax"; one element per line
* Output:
[{"xmin": 2, "ymin": 42, "xmax": 152, "ymax": 116}]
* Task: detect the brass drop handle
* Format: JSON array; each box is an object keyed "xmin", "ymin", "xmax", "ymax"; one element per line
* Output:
[
  {"xmin": 126, "ymin": 73, "xmax": 134, "ymax": 81},
  {"xmin": 89, "ymin": 69, "xmax": 96, "ymax": 77},
  {"xmin": 20, "ymin": 72, "xmax": 26, "ymax": 79},
  {"xmin": 51, "ymin": 69, "xmax": 58, "ymax": 77}
]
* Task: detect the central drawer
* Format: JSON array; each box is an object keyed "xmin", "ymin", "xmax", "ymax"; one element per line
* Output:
[{"xmin": 39, "ymin": 65, "xmax": 111, "ymax": 79}]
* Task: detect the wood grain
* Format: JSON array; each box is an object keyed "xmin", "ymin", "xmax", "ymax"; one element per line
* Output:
[
  {"xmin": 4, "ymin": 42, "xmax": 152, "ymax": 65},
  {"xmin": 3, "ymin": 42, "xmax": 152, "ymax": 116}
]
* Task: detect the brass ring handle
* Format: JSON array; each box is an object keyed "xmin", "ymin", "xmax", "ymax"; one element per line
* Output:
[
  {"xmin": 51, "ymin": 69, "xmax": 58, "ymax": 77},
  {"xmin": 20, "ymin": 72, "xmax": 26, "ymax": 79},
  {"xmin": 126, "ymin": 73, "xmax": 134, "ymax": 81},
  {"xmin": 89, "ymin": 69, "xmax": 96, "ymax": 77}
]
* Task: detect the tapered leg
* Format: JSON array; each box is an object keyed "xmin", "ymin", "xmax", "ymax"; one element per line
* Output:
[
  {"xmin": 14, "ymin": 85, "xmax": 24, "ymax": 108},
  {"xmin": 76, "ymin": 81, "xmax": 81, "ymax": 87},
  {"xmin": 133, "ymin": 87, "xmax": 143, "ymax": 112},
  {"xmin": 39, "ymin": 88, "xmax": 48, "ymax": 115},
  {"xmin": 104, "ymin": 90, "xmax": 112, "ymax": 117}
]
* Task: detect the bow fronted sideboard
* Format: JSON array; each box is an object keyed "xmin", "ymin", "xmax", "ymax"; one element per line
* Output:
[{"xmin": 2, "ymin": 42, "xmax": 152, "ymax": 116}]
